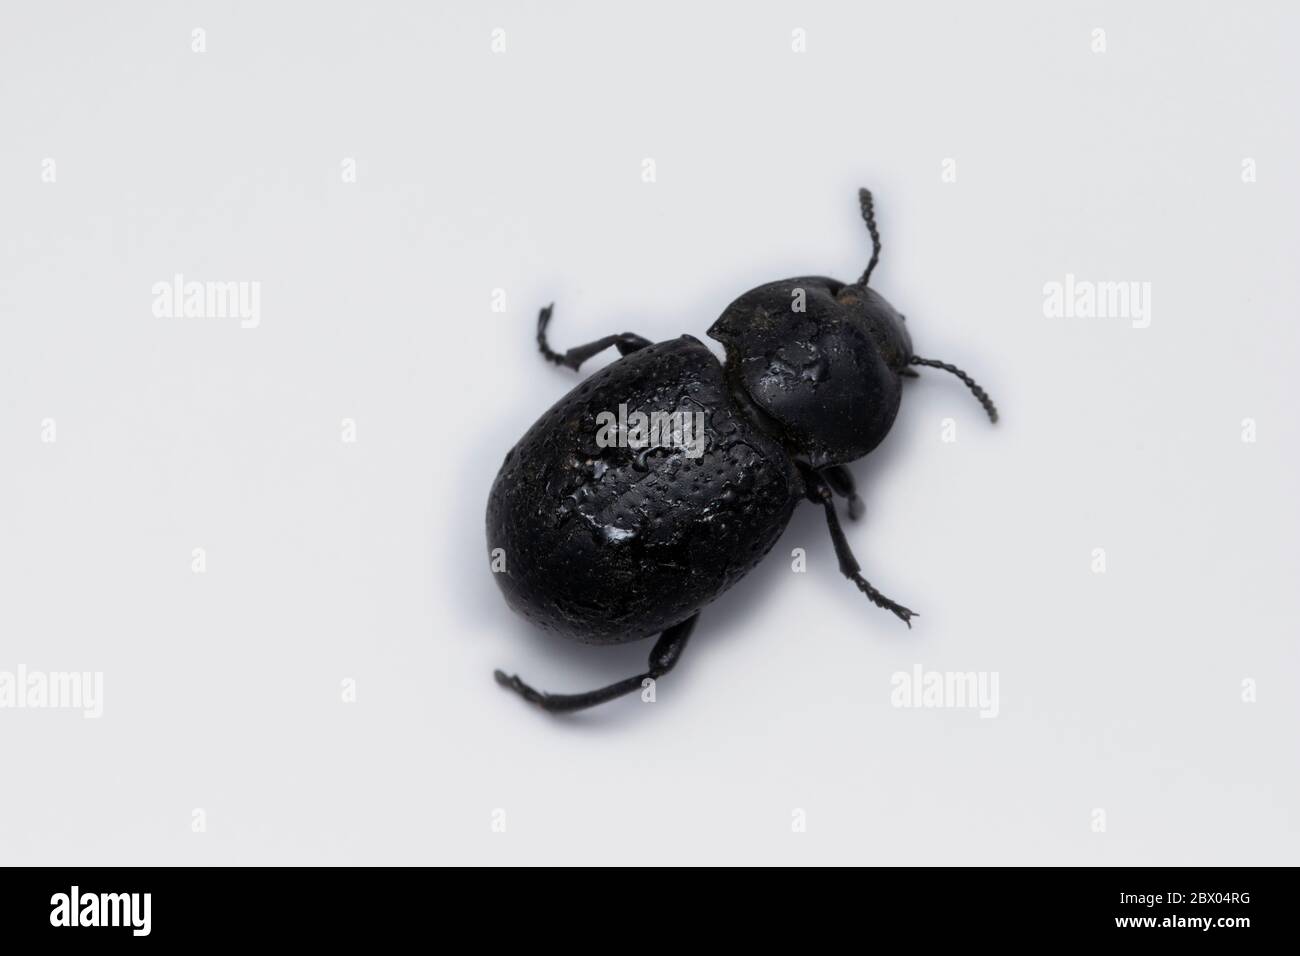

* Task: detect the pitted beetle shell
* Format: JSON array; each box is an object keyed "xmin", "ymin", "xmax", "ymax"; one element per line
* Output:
[{"xmin": 486, "ymin": 336, "xmax": 801, "ymax": 644}]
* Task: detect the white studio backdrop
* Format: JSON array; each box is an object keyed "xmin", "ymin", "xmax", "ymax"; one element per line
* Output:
[{"xmin": 0, "ymin": 1, "xmax": 1296, "ymax": 865}]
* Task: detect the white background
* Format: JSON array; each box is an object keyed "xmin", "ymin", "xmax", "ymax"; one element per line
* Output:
[{"xmin": 2, "ymin": 1, "xmax": 1297, "ymax": 865}]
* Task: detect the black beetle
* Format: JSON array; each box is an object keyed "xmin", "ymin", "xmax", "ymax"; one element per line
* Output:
[{"xmin": 487, "ymin": 189, "xmax": 997, "ymax": 713}]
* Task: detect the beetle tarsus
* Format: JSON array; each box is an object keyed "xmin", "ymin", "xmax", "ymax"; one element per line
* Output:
[
  {"xmin": 494, "ymin": 616, "xmax": 697, "ymax": 714},
  {"xmin": 850, "ymin": 577, "xmax": 916, "ymax": 627},
  {"xmin": 536, "ymin": 303, "xmax": 579, "ymax": 369},
  {"xmin": 801, "ymin": 465, "xmax": 916, "ymax": 629},
  {"xmin": 536, "ymin": 303, "xmax": 653, "ymax": 372},
  {"xmin": 493, "ymin": 670, "xmax": 548, "ymax": 705}
]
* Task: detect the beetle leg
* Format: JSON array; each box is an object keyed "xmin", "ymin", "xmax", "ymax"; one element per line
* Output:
[
  {"xmin": 536, "ymin": 304, "xmax": 653, "ymax": 371},
  {"xmin": 800, "ymin": 465, "xmax": 916, "ymax": 627},
  {"xmin": 494, "ymin": 615, "xmax": 697, "ymax": 713},
  {"xmin": 820, "ymin": 465, "xmax": 864, "ymax": 521}
]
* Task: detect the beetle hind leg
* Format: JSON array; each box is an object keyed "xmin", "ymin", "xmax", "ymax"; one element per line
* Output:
[
  {"xmin": 536, "ymin": 304, "xmax": 652, "ymax": 371},
  {"xmin": 495, "ymin": 615, "xmax": 697, "ymax": 714}
]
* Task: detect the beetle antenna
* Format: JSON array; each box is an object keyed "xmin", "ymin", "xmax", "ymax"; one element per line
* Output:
[
  {"xmin": 857, "ymin": 188, "xmax": 882, "ymax": 287},
  {"xmin": 910, "ymin": 356, "xmax": 999, "ymax": 424}
]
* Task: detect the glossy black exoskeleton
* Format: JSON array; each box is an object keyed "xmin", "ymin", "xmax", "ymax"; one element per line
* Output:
[{"xmin": 487, "ymin": 189, "xmax": 997, "ymax": 713}]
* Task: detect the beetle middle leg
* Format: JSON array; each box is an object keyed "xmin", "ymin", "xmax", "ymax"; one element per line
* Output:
[
  {"xmin": 820, "ymin": 465, "xmax": 864, "ymax": 520},
  {"xmin": 494, "ymin": 614, "xmax": 697, "ymax": 713},
  {"xmin": 536, "ymin": 303, "xmax": 652, "ymax": 371},
  {"xmin": 799, "ymin": 464, "xmax": 916, "ymax": 627}
]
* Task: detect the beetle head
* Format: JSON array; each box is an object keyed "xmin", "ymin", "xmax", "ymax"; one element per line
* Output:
[
  {"xmin": 707, "ymin": 188, "xmax": 998, "ymax": 468},
  {"xmin": 707, "ymin": 276, "xmax": 911, "ymax": 467}
]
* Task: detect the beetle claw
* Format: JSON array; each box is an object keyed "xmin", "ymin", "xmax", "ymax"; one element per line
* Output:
[
  {"xmin": 494, "ymin": 669, "xmax": 547, "ymax": 705},
  {"xmin": 852, "ymin": 575, "xmax": 916, "ymax": 628}
]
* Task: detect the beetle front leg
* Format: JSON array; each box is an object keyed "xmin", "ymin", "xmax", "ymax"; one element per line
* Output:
[
  {"xmin": 799, "ymin": 465, "xmax": 916, "ymax": 627},
  {"xmin": 536, "ymin": 304, "xmax": 653, "ymax": 371},
  {"xmin": 494, "ymin": 615, "xmax": 697, "ymax": 713}
]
